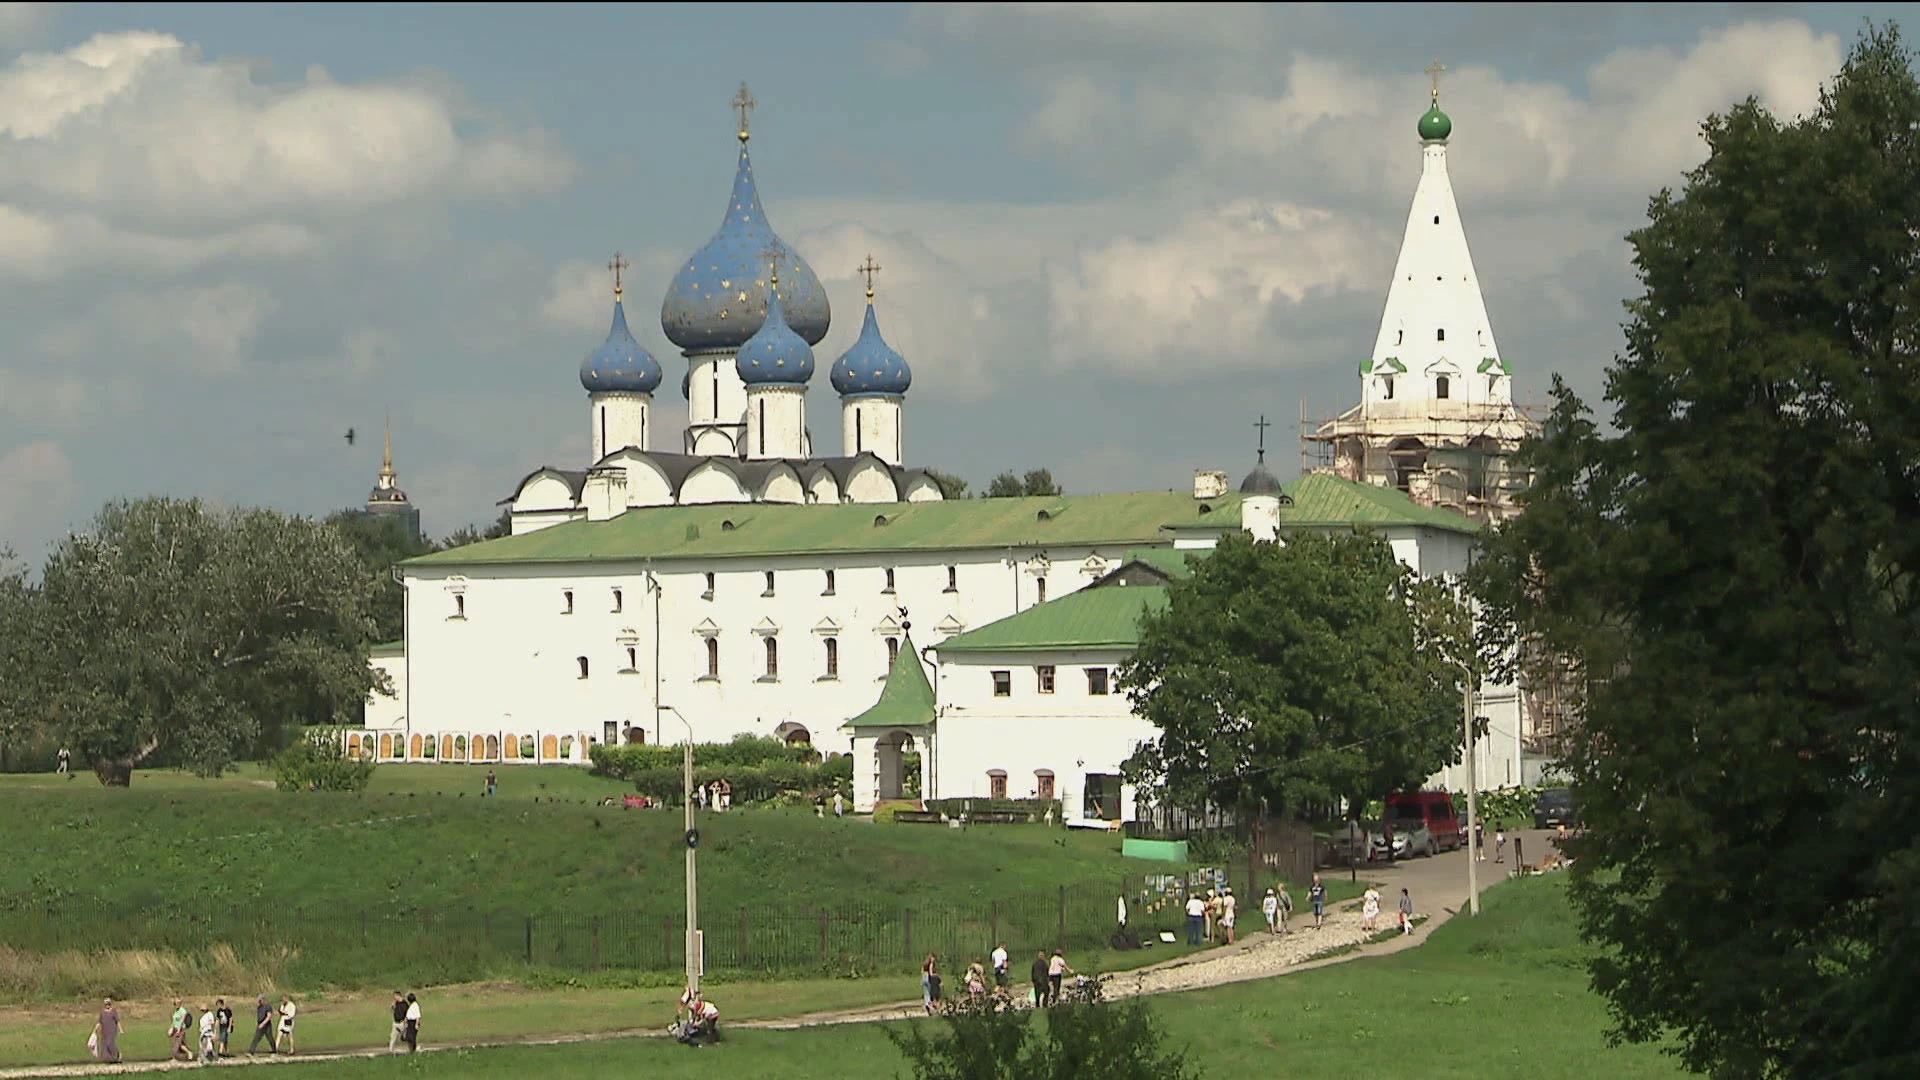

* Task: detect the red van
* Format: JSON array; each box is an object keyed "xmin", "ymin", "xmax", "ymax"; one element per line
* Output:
[{"xmin": 1385, "ymin": 791, "xmax": 1464, "ymax": 855}]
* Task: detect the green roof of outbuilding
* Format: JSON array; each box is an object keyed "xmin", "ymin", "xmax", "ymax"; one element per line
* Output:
[
  {"xmin": 844, "ymin": 634, "xmax": 936, "ymax": 729},
  {"xmin": 404, "ymin": 490, "xmax": 1246, "ymax": 568},
  {"xmin": 1285, "ymin": 473, "xmax": 1478, "ymax": 533},
  {"xmin": 1120, "ymin": 547, "xmax": 1199, "ymax": 580},
  {"xmin": 401, "ymin": 474, "xmax": 1474, "ymax": 571},
  {"xmin": 934, "ymin": 583, "xmax": 1168, "ymax": 654}
]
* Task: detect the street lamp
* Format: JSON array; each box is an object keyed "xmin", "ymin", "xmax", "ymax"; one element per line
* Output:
[
  {"xmin": 657, "ymin": 705, "xmax": 701, "ymax": 996},
  {"xmin": 1457, "ymin": 662, "xmax": 1480, "ymax": 917}
]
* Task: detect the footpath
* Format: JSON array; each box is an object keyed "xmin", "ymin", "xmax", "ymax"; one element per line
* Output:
[{"xmin": 0, "ymin": 841, "xmax": 1536, "ymax": 1078}]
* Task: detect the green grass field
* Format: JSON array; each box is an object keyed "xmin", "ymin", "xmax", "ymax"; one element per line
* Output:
[
  {"xmin": 57, "ymin": 875, "xmax": 1674, "ymax": 1080},
  {"xmin": 0, "ymin": 765, "xmax": 1333, "ymax": 1000}
]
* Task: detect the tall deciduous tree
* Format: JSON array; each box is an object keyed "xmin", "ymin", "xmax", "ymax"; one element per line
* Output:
[
  {"xmin": 986, "ymin": 469, "xmax": 1063, "ymax": 498},
  {"xmin": 326, "ymin": 509, "xmax": 434, "ymax": 644},
  {"xmin": 21, "ymin": 498, "xmax": 383, "ymax": 785},
  {"xmin": 1469, "ymin": 26, "xmax": 1920, "ymax": 1078},
  {"xmin": 922, "ymin": 468, "xmax": 971, "ymax": 500},
  {"xmin": 1122, "ymin": 531, "xmax": 1468, "ymax": 818}
]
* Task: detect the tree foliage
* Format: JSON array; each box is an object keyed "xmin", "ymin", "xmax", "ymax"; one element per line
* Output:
[
  {"xmin": 888, "ymin": 978, "xmax": 1199, "ymax": 1080},
  {"xmin": 1121, "ymin": 532, "xmax": 1470, "ymax": 817},
  {"xmin": 270, "ymin": 727, "xmax": 376, "ymax": 792},
  {"xmin": 986, "ymin": 469, "xmax": 1063, "ymax": 498},
  {"xmin": 326, "ymin": 509, "xmax": 432, "ymax": 644},
  {"xmin": 13, "ymin": 498, "xmax": 383, "ymax": 785},
  {"xmin": 1467, "ymin": 26, "xmax": 1920, "ymax": 1079},
  {"xmin": 922, "ymin": 468, "xmax": 971, "ymax": 500}
]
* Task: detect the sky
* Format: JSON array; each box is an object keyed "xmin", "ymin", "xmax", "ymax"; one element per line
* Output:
[{"xmin": 0, "ymin": 1, "xmax": 1904, "ymax": 559}]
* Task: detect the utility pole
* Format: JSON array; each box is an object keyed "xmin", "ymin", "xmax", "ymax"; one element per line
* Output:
[
  {"xmin": 1461, "ymin": 666, "xmax": 1480, "ymax": 916},
  {"xmin": 660, "ymin": 706, "xmax": 701, "ymax": 994}
]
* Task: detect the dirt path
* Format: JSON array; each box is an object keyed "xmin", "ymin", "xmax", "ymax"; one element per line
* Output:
[{"xmin": 0, "ymin": 840, "xmax": 1557, "ymax": 1078}]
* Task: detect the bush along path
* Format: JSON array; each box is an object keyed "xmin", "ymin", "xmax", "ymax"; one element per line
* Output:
[{"xmin": 0, "ymin": 868, "xmax": 1478, "ymax": 1080}]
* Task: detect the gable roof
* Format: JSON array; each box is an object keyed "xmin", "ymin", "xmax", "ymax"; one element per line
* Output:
[
  {"xmin": 420, "ymin": 473, "xmax": 1475, "ymax": 571},
  {"xmin": 933, "ymin": 582, "xmax": 1169, "ymax": 654},
  {"xmin": 843, "ymin": 634, "xmax": 936, "ymax": 730},
  {"xmin": 408, "ymin": 490, "xmax": 1246, "ymax": 569}
]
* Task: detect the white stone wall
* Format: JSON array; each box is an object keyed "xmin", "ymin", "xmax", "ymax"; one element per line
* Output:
[
  {"xmin": 367, "ymin": 653, "xmax": 406, "ymax": 729},
  {"xmin": 401, "ymin": 544, "xmax": 1141, "ymax": 757},
  {"xmin": 589, "ymin": 392, "xmax": 653, "ymax": 460},
  {"xmin": 744, "ymin": 385, "xmax": 806, "ymax": 460},
  {"xmin": 685, "ymin": 350, "xmax": 746, "ymax": 455},
  {"xmin": 928, "ymin": 647, "xmax": 1153, "ymax": 823},
  {"xmin": 840, "ymin": 396, "xmax": 904, "ymax": 465}
]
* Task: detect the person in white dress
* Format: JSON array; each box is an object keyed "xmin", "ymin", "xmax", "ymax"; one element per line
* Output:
[{"xmin": 1362, "ymin": 886, "xmax": 1382, "ymax": 932}]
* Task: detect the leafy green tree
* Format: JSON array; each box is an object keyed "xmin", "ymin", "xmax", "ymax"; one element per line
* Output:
[
  {"xmin": 270, "ymin": 727, "xmax": 376, "ymax": 792},
  {"xmin": 985, "ymin": 469, "xmax": 1063, "ymax": 498},
  {"xmin": 1122, "ymin": 531, "xmax": 1468, "ymax": 818},
  {"xmin": 326, "ymin": 508, "xmax": 433, "ymax": 644},
  {"xmin": 19, "ymin": 497, "xmax": 383, "ymax": 785},
  {"xmin": 923, "ymin": 468, "xmax": 971, "ymax": 499},
  {"xmin": 442, "ymin": 508, "xmax": 515, "ymax": 550},
  {"xmin": 1468, "ymin": 26, "xmax": 1920, "ymax": 1078},
  {"xmin": 889, "ymin": 978, "xmax": 1199, "ymax": 1080},
  {"xmin": 0, "ymin": 548, "xmax": 34, "ymax": 769}
]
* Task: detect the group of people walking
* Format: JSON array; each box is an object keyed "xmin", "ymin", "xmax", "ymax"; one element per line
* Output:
[
  {"xmin": 1360, "ymin": 885, "xmax": 1417, "ymax": 934},
  {"xmin": 919, "ymin": 944, "xmax": 1076, "ymax": 1012},
  {"xmin": 388, "ymin": 991, "xmax": 425, "ymax": 1053},
  {"xmin": 85, "ymin": 990, "xmax": 422, "ymax": 1064}
]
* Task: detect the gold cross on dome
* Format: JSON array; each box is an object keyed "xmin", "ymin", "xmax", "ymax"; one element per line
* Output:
[
  {"xmin": 732, "ymin": 82, "xmax": 756, "ymax": 142},
  {"xmin": 1425, "ymin": 60, "xmax": 1447, "ymax": 101},
  {"xmin": 607, "ymin": 252, "xmax": 629, "ymax": 300},
  {"xmin": 760, "ymin": 242, "xmax": 785, "ymax": 287},
  {"xmin": 858, "ymin": 255, "xmax": 882, "ymax": 299}
]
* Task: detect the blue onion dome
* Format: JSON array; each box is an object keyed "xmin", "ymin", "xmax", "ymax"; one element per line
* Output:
[
  {"xmin": 735, "ymin": 280, "xmax": 815, "ymax": 386},
  {"xmin": 578, "ymin": 296, "xmax": 662, "ymax": 394},
  {"xmin": 831, "ymin": 302, "xmax": 912, "ymax": 397},
  {"xmin": 660, "ymin": 144, "xmax": 831, "ymax": 351}
]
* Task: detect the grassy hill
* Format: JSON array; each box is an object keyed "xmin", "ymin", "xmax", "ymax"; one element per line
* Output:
[{"xmin": 0, "ymin": 766, "xmax": 1302, "ymax": 999}]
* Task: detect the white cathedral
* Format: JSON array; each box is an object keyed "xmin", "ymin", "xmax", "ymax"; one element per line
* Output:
[{"xmin": 358, "ymin": 82, "xmax": 1542, "ymax": 821}]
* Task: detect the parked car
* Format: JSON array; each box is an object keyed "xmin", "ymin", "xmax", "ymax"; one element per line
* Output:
[
  {"xmin": 1369, "ymin": 820, "xmax": 1432, "ymax": 861},
  {"xmin": 1385, "ymin": 790, "xmax": 1464, "ymax": 854},
  {"xmin": 1327, "ymin": 820, "xmax": 1377, "ymax": 865},
  {"xmin": 1535, "ymin": 787, "xmax": 1579, "ymax": 830}
]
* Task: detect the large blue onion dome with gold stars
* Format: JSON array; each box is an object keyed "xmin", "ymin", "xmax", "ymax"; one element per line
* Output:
[
  {"xmin": 659, "ymin": 144, "xmax": 831, "ymax": 352},
  {"xmin": 831, "ymin": 303, "xmax": 912, "ymax": 397},
  {"xmin": 735, "ymin": 284, "xmax": 815, "ymax": 386},
  {"xmin": 579, "ymin": 297, "xmax": 662, "ymax": 394}
]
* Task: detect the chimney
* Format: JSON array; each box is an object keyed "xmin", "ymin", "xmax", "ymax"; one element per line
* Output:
[
  {"xmin": 1192, "ymin": 470, "xmax": 1229, "ymax": 500},
  {"xmin": 583, "ymin": 467, "xmax": 628, "ymax": 522}
]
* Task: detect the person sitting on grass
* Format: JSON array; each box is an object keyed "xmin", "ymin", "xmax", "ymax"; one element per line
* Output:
[{"xmin": 676, "ymin": 990, "xmax": 720, "ymax": 1045}]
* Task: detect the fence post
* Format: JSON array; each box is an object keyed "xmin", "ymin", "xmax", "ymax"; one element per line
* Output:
[
  {"xmin": 360, "ymin": 909, "xmax": 367, "ymax": 945},
  {"xmin": 990, "ymin": 901, "xmax": 998, "ymax": 949},
  {"xmin": 903, "ymin": 908, "xmax": 913, "ymax": 963},
  {"xmin": 819, "ymin": 909, "xmax": 829, "ymax": 967},
  {"xmin": 663, "ymin": 917, "xmax": 673, "ymax": 967},
  {"xmin": 1057, "ymin": 885, "xmax": 1066, "ymax": 951},
  {"xmin": 738, "ymin": 908, "xmax": 748, "ymax": 968},
  {"xmin": 591, "ymin": 916, "xmax": 601, "ymax": 971},
  {"xmin": 524, "ymin": 916, "xmax": 533, "ymax": 964}
]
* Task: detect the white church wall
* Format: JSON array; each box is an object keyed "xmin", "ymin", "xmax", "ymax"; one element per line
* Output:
[
  {"xmin": 510, "ymin": 509, "xmax": 583, "ymax": 536},
  {"xmin": 618, "ymin": 455, "xmax": 675, "ymax": 508},
  {"xmin": 589, "ymin": 392, "xmax": 652, "ymax": 460},
  {"xmin": 807, "ymin": 471, "xmax": 841, "ymax": 505},
  {"xmin": 679, "ymin": 462, "xmax": 751, "ymax": 504},
  {"xmin": 400, "ymin": 542, "xmax": 1146, "ymax": 762},
  {"xmin": 366, "ymin": 652, "xmax": 406, "ymax": 730},
  {"xmin": 517, "ymin": 475, "xmax": 579, "ymax": 512},
  {"xmin": 932, "ymin": 647, "xmax": 1152, "ymax": 824},
  {"xmin": 745, "ymin": 385, "xmax": 807, "ymax": 460},
  {"xmin": 844, "ymin": 460, "xmax": 898, "ymax": 503},
  {"xmin": 840, "ymin": 397, "xmax": 904, "ymax": 465},
  {"xmin": 757, "ymin": 466, "xmax": 805, "ymax": 504},
  {"xmin": 903, "ymin": 476, "xmax": 942, "ymax": 502}
]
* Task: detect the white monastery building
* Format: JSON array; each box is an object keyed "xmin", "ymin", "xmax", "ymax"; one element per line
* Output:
[{"xmin": 360, "ymin": 82, "xmax": 1537, "ymax": 817}]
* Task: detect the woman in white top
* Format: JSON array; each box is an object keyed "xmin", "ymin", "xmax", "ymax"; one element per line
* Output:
[
  {"xmin": 276, "ymin": 997, "xmax": 297, "ymax": 1055},
  {"xmin": 1362, "ymin": 886, "xmax": 1381, "ymax": 932},
  {"xmin": 403, "ymin": 993, "xmax": 421, "ymax": 1053}
]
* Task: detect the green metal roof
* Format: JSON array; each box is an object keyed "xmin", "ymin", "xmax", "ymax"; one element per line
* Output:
[
  {"xmin": 1120, "ymin": 547, "xmax": 1199, "ymax": 580},
  {"xmin": 843, "ymin": 634, "xmax": 936, "ymax": 729},
  {"xmin": 402, "ymin": 474, "xmax": 1473, "ymax": 571},
  {"xmin": 405, "ymin": 490, "xmax": 1246, "ymax": 569},
  {"xmin": 1284, "ymin": 473, "xmax": 1478, "ymax": 534},
  {"xmin": 934, "ymin": 583, "xmax": 1168, "ymax": 654}
]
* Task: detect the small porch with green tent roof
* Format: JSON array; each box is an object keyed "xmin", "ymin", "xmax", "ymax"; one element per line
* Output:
[{"xmin": 840, "ymin": 632, "xmax": 936, "ymax": 811}]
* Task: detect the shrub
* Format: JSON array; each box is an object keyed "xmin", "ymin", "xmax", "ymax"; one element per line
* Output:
[
  {"xmin": 889, "ymin": 976, "xmax": 1201, "ymax": 1080},
  {"xmin": 270, "ymin": 728, "xmax": 375, "ymax": 792},
  {"xmin": 589, "ymin": 748, "xmax": 851, "ymax": 806},
  {"xmin": 588, "ymin": 734, "xmax": 813, "ymax": 780}
]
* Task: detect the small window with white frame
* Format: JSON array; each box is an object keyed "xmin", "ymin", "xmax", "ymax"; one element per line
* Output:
[
  {"xmin": 992, "ymin": 670, "xmax": 1012, "ymax": 697},
  {"xmin": 1036, "ymin": 665, "xmax": 1055, "ymax": 694}
]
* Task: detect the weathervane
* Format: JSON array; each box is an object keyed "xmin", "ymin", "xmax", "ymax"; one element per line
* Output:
[
  {"xmin": 1425, "ymin": 59, "xmax": 1447, "ymax": 101},
  {"xmin": 858, "ymin": 255, "xmax": 882, "ymax": 300},
  {"xmin": 1253, "ymin": 415, "xmax": 1271, "ymax": 464},
  {"xmin": 607, "ymin": 252, "xmax": 629, "ymax": 301},
  {"xmin": 732, "ymin": 82, "xmax": 756, "ymax": 143}
]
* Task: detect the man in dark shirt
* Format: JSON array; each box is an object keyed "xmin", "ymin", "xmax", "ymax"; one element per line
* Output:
[
  {"xmin": 246, "ymin": 996, "xmax": 276, "ymax": 1055},
  {"xmin": 1030, "ymin": 950, "xmax": 1050, "ymax": 1008},
  {"xmin": 388, "ymin": 991, "xmax": 407, "ymax": 1053},
  {"xmin": 214, "ymin": 999, "xmax": 234, "ymax": 1057}
]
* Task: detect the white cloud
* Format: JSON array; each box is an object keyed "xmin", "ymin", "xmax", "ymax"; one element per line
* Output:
[
  {"xmin": 111, "ymin": 284, "xmax": 278, "ymax": 375},
  {"xmin": 0, "ymin": 439, "xmax": 73, "ymax": 532},
  {"xmin": 0, "ymin": 3, "xmax": 58, "ymax": 50},
  {"xmin": 0, "ymin": 31, "xmax": 575, "ymax": 239}
]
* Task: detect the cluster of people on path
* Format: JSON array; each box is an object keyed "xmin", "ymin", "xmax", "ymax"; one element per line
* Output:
[
  {"xmin": 85, "ymin": 990, "xmax": 422, "ymax": 1065},
  {"xmin": 812, "ymin": 790, "xmax": 846, "ymax": 817},
  {"xmin": 1180, "ymin": 873, "xmax": 1416, "ymax": 943},
  {"xmin": 694, "ymin": 778, "xmax": 733, "ymax": 811},
  {"xmin": 1361, "ymin": 885, "xmax": 1417, "ymax": 934},
  {"xmin": 919, "ymin": 944, "xmax": 1076, "ymax": 1012},
  {"xmin": 1182, "ymin": 886, "xmax": 1245, "ymax": 945}
]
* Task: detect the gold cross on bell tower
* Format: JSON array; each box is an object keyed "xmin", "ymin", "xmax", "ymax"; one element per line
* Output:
[
  {"xmin": 1253, "ymin": 414, "xmax": 1271, "ymax": 464},
  {"xmin": 1425, "ymin": 59, "xmax": 1447, "ymax": 101},
  {"xmin": 858, "ymin": 255, "xmax": 882, "ymax": 300},
  {"xmin": 732, "ymin": 82, "xmax": 756, "ymax": 143},
  {"xmin": 761, "ymin": 242, "xmax": 784, "ymax": 289},
  {"xmin": 607, "ymin": 251, "xmax": 629, "ymax": 301}
]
